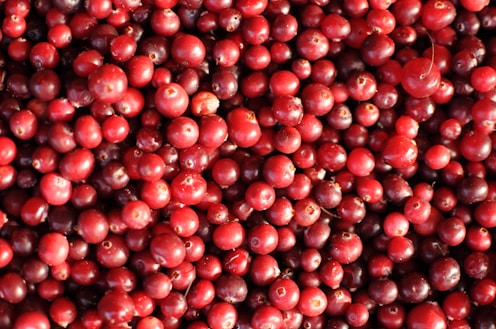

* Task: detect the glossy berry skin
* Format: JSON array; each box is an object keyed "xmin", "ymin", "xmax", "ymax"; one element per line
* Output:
[
  {"xmin": 39, "ymin": 172, "xmax": 73, "ymax": 206},
  {"xmin": 0, "ymin": 272, "xmax": 28, "ymax": 304},
  {"xmin": 121, "ymin": 200, "xmax": 152, "ymax": 230},
  {"xmin": 443, "ymin": 291, "xmax": 470, "ymax": 321},
  {"xmin": 268, "ymin": 278, "xmax": 300, "ymax": 311},
  {"xmin": 248, "ymin": 223, "xmax": 279, "ymax": 255},
  {"xmin": 74, "ymin": 115, "xmax": 102, "ymax": 149},
  {"xmin": 249, "ymin": 254, "xmax": 280, "ymax": 287},
  {"xmin": 317, "ymin": 142, "xmax": 347, "ymax": 172},
  {"xmin": 13, "ymin": 312, "xmax": 50, "ymax": 329},
  {"xmin": 381, "ymin": 135, "xmax": 418, "ymax": 169},
  {"xmin": 0, "ymin": 238, "xmax": 14, "ymax": 268},
  {"xmin": 406, "ymin": 302, "xmax": 447, "ymax": 329},
  {"xmin": 59, "ymin": 148, "xmax": 95, "ymax": 183},
  {"xmin": 76, "ymin": 208, "xmax": 109, "ymax": 244},
  {"xmin": 346, "ymin": 303, "xmax": 369, "ymax": 327},
  {"xmin": 347, "ymin": 71, "xmax": 378, "ymax": 101},
  {"xmin": 296, "ymin": 29, "xmax": 329, "ymax": 61},
  {"xmin": 429, "ymin": 257, "xmax": 461, "ymax": 291},
  {"xmin": 150, "ymin": 233, "xmax": 186, "ymax": 268},
  {"xmin": 227, "ymin": 107, "xmax": 262, "ymax": 148},
  {"xmin": 126, "ymin": 56, "xmax": 154, "ymax": 88},
  {"xmin": 401, "ymin": 58, "xmax": 441, "ymax": 98},
  {"xmin": 298, "ymin": 286, "xmax": 327, "ymax": 317},
  {"xmin": 187, "ymin": 279, "xmax": 216, "ymax": 309},
  {"xmin": 88, "ymin": 64, "xmax": 128, "ymax": 103},
  {"xmin": 170, "ymin": 171, "xmax": 207, "ymax": 206},
  {"xmin": 110, "ymin": 34, "xmax": 137, "ymax": 62},
  {"xmin": 38, "ymin": 232, "xmax": 69, "ymax": 266},
  {"xmin": 459, "ymin": 130, "xmax": 491, "ymax": 162},
  {"xmin": 361, "ymin": 33, "xmax": 395, "ymax": 66},
  {"xmin": 97, "ymin": 290, "xmax": 135, "ymax": 326},
  {"xmin": 470, "ymin": 66, "xmax": 496, "ymax": 92},
  {"xmin": 330, "ymin": 232, "xmax": 363, "ymax": 264},
  {"xmin": 424, "ymin": 145, "xmax": 451, "ymax": 170},
  {"xmin": 207, "ymin": 302, "xmax": 238, "ymax": 329},
  {"xmin": 347, "ymin": 147, "xmax": 375, "ymax": 177},
  {"xmin": 72, "ymin": 49, "xmax": 104, "ymax": 77},
  {"xmin": 171, "ymin": 33, "xmax": 206, "ymax": 67},
  {"xmin": 213, "ymin": 221, "xmax": 245, "ymax": 251},
  {"xmin": 263, "ymin": 154, "xmax": 295, "ymax": 188},
  {"xmin": 251, "ymin": 305, "xmax": 283, "ymax": 329},
  {"xmin": 387, "ymin": 236, "xmax": 415, "ymax": 263},
  {"xmin": 1, "ymin": 1, "xmax": 496, "ymax": 328},
  {"xmin": 49, "ymin": 297, "xmax": 77, "ymax": 327},
  {"xmin": 245, "ymin": 181, "xmax": 276, "ymax": 211},
  {"xmin": 155, "ymin": 83, "xmax": 189, "ymax": 118},
  {"xmin": 421, "ymin": 0, "xmax": 457, "ymax": 31},
  {"xmin": 169, "ymin": 206, "xmax": 200, "ymax": 237},
  {"xmin": 321, "ymin": 13, "xmax": 351, "ymax": 41},
  {"xmin": 0, "ymin": 137, "xmax": 17, "ymax": 166}
]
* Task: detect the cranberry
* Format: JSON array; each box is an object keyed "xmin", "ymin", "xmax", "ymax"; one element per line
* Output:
[
  {"xmin": 298, "ymin": 286, "xmax": 327, "ymax": 317},
  {"xmin": 213, "ymin": 221, "xmax": 245, "ymax": 251},
  {"xmin": 226, "ymin": 107, "xmax": 262, "ymax": 148},
  {"xmin": 347, "ymin": 71, "xmax": 378, "ymax": 101},
  {"xmin": 97, "ymin": 290, "xmax": 135, "ymax": 326},
  {"xmin": 207, "ymin": 302, "xmax": 238, "ymax": 329},
  {"xmin": 149, "ymin": 233, "xmax": 185, "ymax": 268},
  {"xmin": 89, "ymin": 240, "xmax": 121, "ymax": 271},
  {"xmin": 72, "ymin": 50, "xmax": 104, "ymax": 77},
  {"xmin": 471, "ymin": 66, "xmax": 496, "ymax": 92},
  {"xmin": 0, "ymin": 137, "xmax": 17, "ymax": 166},
  {"xmin": 401, "ymin": 58, "xmax": 441, "ymax": 98},
  {"xmin": 443, "ymin": 291, "xmax": 471, "ymax": 321},
  {"xmin": 346, "ymin": 303, "xmax": 370, "ymax": 327},
  {"xmin": 247, "ymin": 223, "xmax": 279, "ymax": 255},
  {"xmin": 75, "ymin": 208, "xmax": 108, "ymax": 244},
  {"xmin": 330, "ymin": 232, "xmax": 363, "ymax": 264},
  {"xmin": 88, "ymin": 64, "xmax": 128, "ymax": 104},
  {"xmin": 407, "ymin": 302, "xmax": 447, "ymax": 329},
  {"xmin": 296, "ymin": 29, "xmax": 329, "ymax": 61},
  {"xmin": 13, "ymin": 311, "xmax": 50, "ymax": 329},
  {"xmin": 155, "ymin": 83, "xmax": 189, "ymax": 118},
  {"xmin": 251, "ymin": 305, "xmax": 283, "ymax": 329},
  {"xmin": 267, "ymin": 278, "xmax": 300, "ymax": 311},
  {"xmin": 213, "ymin": 274, "xmax": 247, "ymax": 305},
  {"xmin": 459, "ymin": 130, "xmax": 492, "ymax": 162},
  {"xmin": 381, "ymin": 134, "xmax": 418, "ymax": 169},
  {"xmin": 376, "ymin": 303, "xmax": 406, "ymax": 328},
  {"xmin": 171, "ymin": 33, "xmax": 206, "ymax": 67},
  {"xmin": 0, "ymin": 272, "xmax": 27, "ymax": 304},
  {"xmin": 429, "ymin": 257, "xmax": 461, "ymax": 291},
  {"xmin": 470, "ymin": 278, "xmax": 496, "ymax": 306},
  {"xmin": 0, "ymin": 1, "xmax": 495, "ymax": 327},
  {"xmin": 37, "ymin": 232, "xmax": 69, "ymax": 266},
  {"xmin": 170, "ymin": 170, "xmax": 207, "ymax": 206},
  {"xmin": 249, "ymin": 254, "xmax": 280, "ymax": 287}
]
